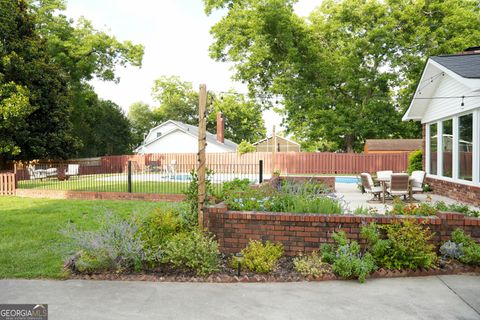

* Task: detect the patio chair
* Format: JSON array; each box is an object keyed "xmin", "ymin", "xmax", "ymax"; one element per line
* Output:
[
  {"xmin": 387, "ymin": 173, "xmax": 410, "ymax": 200},
  {"xmin": 410, "ymin": 170, "xmax": 426, "ymax": 196},
  {"xmin": 360, "ymin": 173, "xmax": 382, "ymax": 201},
  {"xmin": 27, "ymin": 165, "xmax": 47, "ymax": 180},
  {"xmin": 65, "ymin": 164, "xmax": 80, "ymax": 178},
  {"xmin": 376, "ymin": 170, "xmax": 393, "ymax": 184}
]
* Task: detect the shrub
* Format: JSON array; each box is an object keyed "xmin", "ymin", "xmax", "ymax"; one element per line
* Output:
[
  {"xmin": 294, "ymin": 251, "xmax": 329, "ymax": 278},
  {"xmin": 439, "ymin": 241, "xmax": 463, "ymax": 260},
  {"xmin": 388, "ymin": 198, "xmax": 437, "ymax": 216},
  {"xmin": 435, "ymin": 201, "xmax": 480, "ymax": 217},
  {"xmin": 450, "ymin": 229, "xmax": 480, "ymax": 265},
  {"xmin": 320, "ymin": 231, "xmax": 376, "ymax": 283},
  {"xmin": 183, "ymin": 169, "xmax": 214, "ymax": 218},
  {"xmin": 231, "ymin": 240, "xmax": 284, "ymax": 273},
  {"xmin": 162, "ymin": 231, "xmax": 220, "ymax": 276},
  {"xmin": 219, "ymin": 178, "xmax": 251, "ymax": 200},
  {"xmin": 237, "ymin": 140, "xmax": 256, "ymax": 155},
  {"xmin": 361, "ymin": 221, "xmax": 437, "ymax": 270},
  {"xmin": 137, "ymin": 207, "xmax": 184, "ymax": 265},
  {"xmin": 64, "ymin": 210, "xmax": 146, "ymax": 273},
  {"xmin": 407, "ymin": 149, "xmax": 423, "ymax": 174}
]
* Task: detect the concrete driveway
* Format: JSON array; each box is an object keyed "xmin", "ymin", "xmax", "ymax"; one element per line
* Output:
[{"xmin": 1, "ymin": 275, "xmax": 479, "ymax": 320}]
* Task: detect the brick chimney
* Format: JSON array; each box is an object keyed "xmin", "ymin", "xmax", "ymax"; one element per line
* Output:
[{"xmin": 216, "ymin": 112, "xmax": 225, "ymax": 144}]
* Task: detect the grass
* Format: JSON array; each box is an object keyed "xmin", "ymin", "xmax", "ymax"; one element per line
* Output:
[
  {"xmin": 0, "ymin": 196, "xmax": 183, "ymax": 279},
  {"xmin": 17, "ymin": 175, "xmax": 189, "ymax": 194}
]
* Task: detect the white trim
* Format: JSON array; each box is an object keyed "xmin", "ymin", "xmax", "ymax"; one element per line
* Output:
[
  {"xmin": 426, "ymin": 124, "xmax": 431, "ymax": 174},
  {"xmin": 253, "ymin": 135, "xmax": 300, "ymax": 146},
  {"xmin": 473, "ymin": 109, "xmax": 479, "ymax": 183}
]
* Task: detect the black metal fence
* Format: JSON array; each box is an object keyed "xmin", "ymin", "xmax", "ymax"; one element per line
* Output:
[{"xmin": 16, "ymin": 160, "xmax": 264, "ymax": 195}]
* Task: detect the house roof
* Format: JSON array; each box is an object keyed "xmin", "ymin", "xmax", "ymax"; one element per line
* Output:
[
  {"xmin": 365, "ymin": 139, "xmax": 422, "ymax": 152},
  {"xmin": 253, "ymin": 135, "xmax": 300, "ymax": 146},
  {"xmin": 430, "ymin": 53, "xmax": 480, "ymax": 79},
  {"xmin": 135, "ymin": 120, "xmax": 237, "ymax": 152},
  {"xmin": 402, "ymin": 51, "xmax": 480, "ymax": 122}
]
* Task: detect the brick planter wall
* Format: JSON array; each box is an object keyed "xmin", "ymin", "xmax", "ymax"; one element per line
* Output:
[
  {"xmin": 266, "ymin": 176, "xmax": 336, "ymax": 192},
  {"xmin": 205, "ymin": 203, "xmax": 480, "ymax": 256},
  {"xmin": 426, "ymin": 177, "xmax": 480, "ymax": 207},
  {"xmin": 16, "ymin": 189, "xmax": 185, "ymax": 202}
]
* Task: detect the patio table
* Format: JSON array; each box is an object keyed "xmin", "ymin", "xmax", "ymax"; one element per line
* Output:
[{"xmin": 376, "ymin": 176, "xmax": 390, "ymax": 204}]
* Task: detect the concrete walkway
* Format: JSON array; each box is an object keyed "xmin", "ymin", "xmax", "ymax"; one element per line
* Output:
[{"xmin": 1, "ymin": 275, "xmax": 479, "ymax": 319}]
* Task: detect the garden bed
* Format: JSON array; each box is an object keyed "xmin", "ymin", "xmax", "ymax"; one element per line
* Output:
[{"xmin": 69, "ymin": 257, "xmax": 480, "ymax": 283}]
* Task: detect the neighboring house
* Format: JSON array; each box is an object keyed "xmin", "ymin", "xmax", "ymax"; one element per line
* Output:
[
  {"xmin": 403, "ymin": 46, "xmax": 480, "ymax": 206},
  {"xmin": 364, "ymin": 139, "xmax": 422, "ymax": 154},
  {"xmin": 134, "ymin": 113, "xmax": 237, "ymax": 154},
  {"xmin": 253, "ymin": 135, "xmax": 301, "ymax": 152}
]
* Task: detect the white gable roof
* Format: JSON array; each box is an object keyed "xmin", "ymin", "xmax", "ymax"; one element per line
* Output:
[
  {"xmin": 135, "ymin": 120, "xmax": 237, "ymax": 153},
  {"xmin": 403, "ymin": 54, "xmax": 480, "ymax": 122}
]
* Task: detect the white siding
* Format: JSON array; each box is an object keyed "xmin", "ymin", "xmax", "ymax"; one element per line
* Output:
[
  {"xmin": 145, "ymin": 123, "xmax": 177, "ymax": 144},
  {"xmin": 422, "ymin": 75, "xmax": 480, "ymax": 123}
]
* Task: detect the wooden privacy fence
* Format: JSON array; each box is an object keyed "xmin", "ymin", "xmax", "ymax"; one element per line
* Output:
[
  {"xmin": 0, "ymin": 173, "xmax": 16, "ymax": 195},
  {"xmin": 14, "ymin": 152, "xmax": 410, "ymax": 181}
]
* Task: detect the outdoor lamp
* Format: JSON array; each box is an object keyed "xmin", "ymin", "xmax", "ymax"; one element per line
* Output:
[{"xmin": 235, "ymin": 253, "xmax": 244, "ymax": 276}]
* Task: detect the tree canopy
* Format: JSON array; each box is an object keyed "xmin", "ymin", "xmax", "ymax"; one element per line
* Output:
[{"xmin": 204, "ymin": 0, "xmax": 480, "ymax": 152}]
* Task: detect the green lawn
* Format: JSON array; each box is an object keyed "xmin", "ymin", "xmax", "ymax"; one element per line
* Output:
[
  {"xmin": 17, "ymin": 175, "xmax": 189, "ymax": 194},
  {"xmin": 0, "ymin": 196, "xmax": 182, "ymax": 279}
]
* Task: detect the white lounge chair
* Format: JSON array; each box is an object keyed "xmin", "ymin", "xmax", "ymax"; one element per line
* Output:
[
  {"xmin": 65, "ymin": 164, "xmax": 80, "ymax": 179},
  {"xmin": 387, "ymin": 173, "xmax": 410, "ymax": 200},
  {"xmin": 410, "ymin": 170, "xmax": 426, "ymax": 196},
  {"xmin": 360, "ymin": 173, "xmax": 383, "ymax": 201}
]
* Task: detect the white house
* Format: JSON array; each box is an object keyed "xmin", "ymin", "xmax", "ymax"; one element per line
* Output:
[
  {"xmin": 134, "ymin": 112, "xmax": 237, "ymax": 154},
  {"xmin": 403, "ymin": 47, "xmax": 480, "ymax": 206}
]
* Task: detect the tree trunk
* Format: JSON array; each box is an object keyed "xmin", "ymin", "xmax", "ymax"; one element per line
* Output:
[{"xmin": 345, "ymin": 135, "xmax": 355, "ymax": 153}]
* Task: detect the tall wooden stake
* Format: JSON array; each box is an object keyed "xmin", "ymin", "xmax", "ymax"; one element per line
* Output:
[
  {"xmin": 271, "ymin": 125, "xmax": 276, "ymax": 174},
  {"xmin": 197, "ymin": 84, "xmax": 207, "ymax": 229}
]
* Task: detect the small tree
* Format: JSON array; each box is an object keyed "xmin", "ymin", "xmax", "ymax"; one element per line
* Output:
[{"xmin": 238, "ymin": 140, "xmax": 256, "ymax": 155}]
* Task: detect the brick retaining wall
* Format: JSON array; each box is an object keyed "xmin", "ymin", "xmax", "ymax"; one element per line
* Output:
[
  {"xmin": 205, "ymin": 203, "xmax": 480, "ymax": 256},
  {"xmin": 16, "ymin": 189, "xmax": 185, "ymax": 202},
  {"xmin": 426, "ymin": 177, "xmax": 480, "ymax": 207}
]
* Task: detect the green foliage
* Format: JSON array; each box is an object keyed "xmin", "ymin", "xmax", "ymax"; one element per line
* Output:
[
  {"xmin": 137, "ymin": 207, "xmax": 184, "ymax": 264},
  {"xmin": 204, "ymin": 0, "xmax": 480, "ymax": 151},
  {"xmin": 361, "ymin": 221, "xmax": 437, "ymax": 270},
  {"xmin": 223, "ymin": 181, "xmax": 343, "ymax": 214},
  {"xmin": 450, "ymin": 229, "xmax": 480, "ymax": 265},
  {"xmin": 388, "ymin": 198, "xmax": 437, "ymax": 216},
  {"xmin": 293, "ymin": 251, "xmax": 328, "ymax": 278},
  {"xmin": 435, "ymin": 201, "xmax": 480, "ymax": 218},
  {"xmin": 321, "ymin": 231, "xmax": 376, "ymax": 283},
  {"xmin": 407, "ymin": 150, "xmax": 423, "ymax": 174},
  {"xmin": 64, "ymin": 210, "xmax": 147, "ymax": 273},
  {"xmin": 128, "ymin": 101, "xmax": 157, "ymax": 146},
  {"xmin": 238, "ymin": 140, "xmax": 256, "ymax": 155},
  {"xmin": 232, "ymin": 240, "xmax": 283, "ymax": 274},
  {"xmin": 162, "ymin": 231, "xmax": 220, "ymax": 276},
  {"xmin": 183, "ymin": 169, "xmax": 214, "ymax": 221}
]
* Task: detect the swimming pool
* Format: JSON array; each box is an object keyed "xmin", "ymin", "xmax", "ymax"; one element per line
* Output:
[{"xmin": 335, "ymin": 176, "xmax": 359, "ymax": 184}]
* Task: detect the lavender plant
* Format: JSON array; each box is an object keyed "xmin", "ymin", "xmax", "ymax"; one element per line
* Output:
[{"xmin": 63, "ymin": 210, "xmax": 148, "ymax": 273}]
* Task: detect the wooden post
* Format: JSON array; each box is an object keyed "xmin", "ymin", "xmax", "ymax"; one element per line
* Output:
[
  {"xmin": 197, "ymin": 84, "xmax": 207, "ymax": 229},
  {"xmin": 271, "ymin": 125, "xmax": 276, "ymax": 174}
]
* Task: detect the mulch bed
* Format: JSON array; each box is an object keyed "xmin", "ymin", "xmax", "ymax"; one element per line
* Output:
[{"xmin": 69, "ymin": 256, "xmax": 480, "ymax": 283}]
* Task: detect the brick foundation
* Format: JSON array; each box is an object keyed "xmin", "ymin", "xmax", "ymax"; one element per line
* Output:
[
  {"xmin": 205, "ymin": 203, "xmax": 480, "ymax": 256},
  {"xmin": 15, "ymin": 189, "xmax": 185, "ymax": 202},
  {"xmin": 426, "ymin": 177, "xmax": 480, "ymax": 207},
  {"xmin": 267, "ymin": 176, "xmax": 336, "ymax": 192}
]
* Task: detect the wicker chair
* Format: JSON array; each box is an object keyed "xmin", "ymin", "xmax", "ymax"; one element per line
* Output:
[
  {"xmin": 387, "ymin": 173, "xmax": 410, "ymax": 200},
  {"xmin": 360, "ymin": 173, "xmax": 383, "ymax": 201}
]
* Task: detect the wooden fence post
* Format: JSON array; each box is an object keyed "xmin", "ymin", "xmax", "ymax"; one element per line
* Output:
[{"xmin": 197, "ymin": 84, "xmax": 207, "ymax": 229}]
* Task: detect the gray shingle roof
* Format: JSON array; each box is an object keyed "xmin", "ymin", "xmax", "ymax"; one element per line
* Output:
[
  {"xmin": 170, "ymin": 121, "xmax": 237, "ymax": 151},
  {"xmin": 431, "ymin": 53, "xmax": 480, "ymax": 79}
]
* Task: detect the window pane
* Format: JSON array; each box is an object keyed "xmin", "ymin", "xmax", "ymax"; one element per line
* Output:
[
  {"xmin": 442, "ymin": 119, "xmax": 453, "ymax": 177},
  {"xmin": 458, "ymin": 114, "xmax": 473, "ymax": 181},
  {"xmin": 430, "ymin": 123, "xmax": 437, "ymax": 175}
]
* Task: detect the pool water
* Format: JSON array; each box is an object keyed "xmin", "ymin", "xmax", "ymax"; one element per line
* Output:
[{"xmin": 335, "ymin": 176, "xmax": 359, "ymax": 184}]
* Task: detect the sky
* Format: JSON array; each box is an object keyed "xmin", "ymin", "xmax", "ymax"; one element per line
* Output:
[{"xmin": 64, "ymin": 0, "xmax": 323, "ymax": 134}]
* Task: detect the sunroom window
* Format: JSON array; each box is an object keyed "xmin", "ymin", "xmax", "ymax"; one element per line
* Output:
[
  {"xmin": 429, "ymin": 123, "xmax": 437, "ymax": 175},
  {"xmin": 458, "ymin": 114, "xmax": 473, "ymax": 181},
  {"xmin": 442, "ymin": 119, "xmax": 453, "ymax": 178}
]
